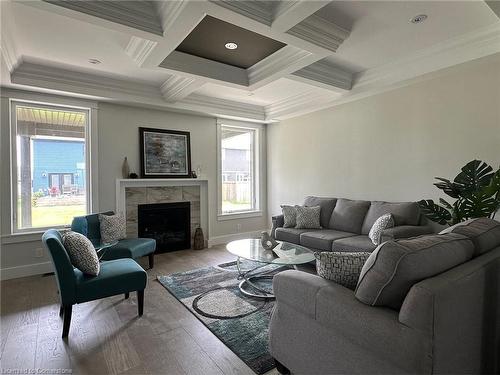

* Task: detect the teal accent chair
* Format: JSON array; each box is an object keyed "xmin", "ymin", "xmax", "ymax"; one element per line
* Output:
[
  {"xmin": 71, "ymin": 211, "xmax": 156, "ymax": 268},
  {"xmin": 42, "ymin": 229, "xmax": 147, "ymax": 338}
]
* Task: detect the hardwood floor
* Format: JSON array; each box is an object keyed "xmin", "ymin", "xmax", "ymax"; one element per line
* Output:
[{"xmin": 0, "ymin": 246, "xmax": 279, "ymax": 375}]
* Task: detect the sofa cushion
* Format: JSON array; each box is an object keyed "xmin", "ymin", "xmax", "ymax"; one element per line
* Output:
[
  {"xmin": 99, "ymin": 213, "xmax": 126, "ymax": 243},
  {"xmin": 295, "ymin": 205, "xmax": 321, "ymax": 229},
  {"xmin": 331, "ymin": 235, "xmax": 377, "ymax": 253},
  {"xmin": 355, "ymin": 233, "xmax": 474, "ymax": 309},
  {"xmin": 440, "ymin": 217, "xmax": 500, "ymax": 256},
  {"xmin": 300, "ymin": 230, "xmax": 356, "ymax": 251},
  {"xmin": 329, "ymin": 199, "xmax": 371, "ymax": 233},
  {"xmin": 361, "ymin": 201, "xmax": 420, "ymax": 234},
  {"xmin": 62, "ymin": 231, "xmax": 100, "ymax": 276},
  {"xmin": 275, "ymin": 228, "xmax": 316, "ymax": 244},
  {"xmin": 281, "ymin": 205, "xmax": 297, "ymax": 228},
  {"xmin": 369, "ymin": 213, "xmax": 395, "ymax": 245},
  {"xmin": 315, "ymin": 251, "xmax": 371, "ymax": 289},
  {"xmin": 303, "ymin": 196, "xmax": 337, "ymax": 229},
  {"xmin": 101, "ymin": 238, "xmax": 156, "ymax": 261}
]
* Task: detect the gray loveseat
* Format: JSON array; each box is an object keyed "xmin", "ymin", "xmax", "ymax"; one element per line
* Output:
[
  {"xmin": 271, "ymin": 196, "xmax": 434, "ymax": 252},
  {"xmin": 269, "ymin": 219, "xmax": 500, "ymax": 374}
]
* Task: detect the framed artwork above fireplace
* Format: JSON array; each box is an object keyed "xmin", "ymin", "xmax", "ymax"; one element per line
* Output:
[{"xmin": 139, "ymin": 127, "xmax": 192, "ymax": 178}]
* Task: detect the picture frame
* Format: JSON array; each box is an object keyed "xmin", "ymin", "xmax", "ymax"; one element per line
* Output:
[{"xmin": 139, "ymin": 127, "xmax": 192, "ymax": 178}]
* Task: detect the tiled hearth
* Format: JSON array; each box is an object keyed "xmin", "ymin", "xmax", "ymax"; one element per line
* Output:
[{"xmin": 115, "ymin": 179, "xmax": 209, "ymax": 245}]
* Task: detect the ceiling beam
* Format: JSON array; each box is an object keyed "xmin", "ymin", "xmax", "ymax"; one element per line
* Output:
[
  {"xmin": 125, "ymin": 37, "xmax": 157, "ymax": 66},
  {"xmin": 271, "ymin": 1, "xmax": 331, "ymax": 33},
  {"xmin": 289, "ymin": 60, "xmax": 352, "ymax": 92}
]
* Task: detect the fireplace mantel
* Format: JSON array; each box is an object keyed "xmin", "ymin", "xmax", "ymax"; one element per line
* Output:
[{"xmin": 115, "ymin": 178, "xmax": 209, "ymax": 243}]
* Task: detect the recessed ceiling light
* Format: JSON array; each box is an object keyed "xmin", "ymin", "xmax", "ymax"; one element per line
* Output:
[
  {"xmin": 411, "ymin": 14, "xmax": 428, "ymax": 24},
  {"xmin": 88, "ymin": 58, "xmax": 101, "ymax": 65},
  {"xmin": 225, "ymin": 42, "xmax": 238, "ymax": 50}
]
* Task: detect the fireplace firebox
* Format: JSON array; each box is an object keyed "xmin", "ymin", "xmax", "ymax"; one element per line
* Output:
[{"xmin": 138, "ymin": 202, "xmax": 191, "ymax": 252}]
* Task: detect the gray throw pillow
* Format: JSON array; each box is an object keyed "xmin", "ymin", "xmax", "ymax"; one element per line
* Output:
[
  {"xmin": 315, "ymin": 251, "xmax": 371, "ymax": 290},
  {"xmin": 355, "ymin": 233, "xmax": 474, "ymax": 309},
  {"xmin": 368, "ymin": 213, "xmax": 394, "ymax": 245},
  {"xmin": 295, "ymin": 205, "xmax": 321, "ymax": 229},
  {"xmin": 99, "ymin": 213, "xmax": 126, "ymax": 243},
  {"xmin": 281, "ymin": 205, "xmax": 297, "ymax": 228},
  {"xmin": 62, "ymin": 231, "xmax": 100, "ymax": 276}
]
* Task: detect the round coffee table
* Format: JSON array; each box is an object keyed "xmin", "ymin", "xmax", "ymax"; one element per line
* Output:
[
  {"xmin": 91, "ymin": 239, "xmax": 118, "ymax": 261},
  {"xmin": 226, "ymin": 239, "xmax": 315, "ymax": 299}
]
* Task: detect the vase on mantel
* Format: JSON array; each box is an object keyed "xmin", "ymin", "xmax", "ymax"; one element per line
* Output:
[{"xmin": 122, "ymin": 157, "xmax": 130, "ymax": 179}]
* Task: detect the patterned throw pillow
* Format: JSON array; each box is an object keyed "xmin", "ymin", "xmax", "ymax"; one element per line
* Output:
[
  {"xmin": 369, "ymin": 213, "xmax": 394, "ymax": 245},
  {"xmin": 315, "ymin": 251, "xmax": 371, "ymax": 290},
  {"xmin": 295, "ymin": 205, "xmax": 321, "ymax": 229},
  {"xmin": 62, "ymin": 231, "xmax": 100, "ymax": 276},
  {"xmin": 281, "ymin": 205, "xmax": 297, "ymax": 228},
  {"xmin": 99, "ymin": 213, "xmax": 126, "ymax": 243}
]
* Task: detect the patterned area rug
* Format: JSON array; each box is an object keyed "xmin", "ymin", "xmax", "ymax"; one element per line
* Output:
[{"xmin": 157, "ymin": 260, "xmax": 290, "ymax": 374}]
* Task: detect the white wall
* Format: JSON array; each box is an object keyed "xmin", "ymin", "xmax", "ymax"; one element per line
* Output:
[
  {"xmin": 0, "ymin": 93, "xmax": 268, "ymax": 279},
  {"xmin": 267, "ymin": 54, "xmax": 500, "ymax": 215}
]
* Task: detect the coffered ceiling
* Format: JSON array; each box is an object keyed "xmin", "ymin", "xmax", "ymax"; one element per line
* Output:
[{"xmin": 1, "ymin": 0, "xmax": 499, "ymax": 123}]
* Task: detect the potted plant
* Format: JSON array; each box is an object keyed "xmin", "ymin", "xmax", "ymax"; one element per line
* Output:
[{"xmin": 419, "ymin": 160, "xmax": 500, "ymax": 225}]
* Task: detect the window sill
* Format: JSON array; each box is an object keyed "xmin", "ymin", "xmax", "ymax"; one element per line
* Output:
[
  {"xmin": 217, "ymin": 211, "xmax": 263, "ymax": 221},
  {"xmin": 2, "ymin": 227, "xmax": 69, "ymax": 244}
]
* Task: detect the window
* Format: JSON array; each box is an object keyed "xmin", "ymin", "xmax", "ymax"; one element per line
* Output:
[
  {"xmin": 218, "ymin": 122, "xmax": 261, "ymax": 217},
  {"xmin": 11, "ymin": 101, "xmax": 91, "ymax": 232}
]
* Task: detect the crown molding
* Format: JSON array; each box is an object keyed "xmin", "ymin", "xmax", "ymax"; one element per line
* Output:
[
  {"xmin": 160, "ymin": 75, "xmax": 206, "ymax": 102},
  {"xmin": 354, "ymin": 22, "xmax": 500, "ymax": 89},
  {"xmin": 11, "ymin": 62, "xmax": 162, "ymax": 100},
  {"xmin": 125, "ymin": 37, "xmax": 157, "ymax": 66},
  {"xmin": 247, "ymin": 46, "xmax": 314, "ymax": 87},
  {"xmin": 286, "ymin": 14, "xmax": 350, "ymax": 53},
  {"xmin": 290, "ymin": 59, "xmax": 352, "ymax": 91},
  {"xmin": 486, "ymin": 1, "xmax": 500, "ymax": 19},
  {"xmin": 271, "ymin": 1, "xmax": 330, "ymax": 32},
  {"xmin": 179, "ymin": 93, "xmax": 266, "ymax": 122},
  {"xmin": 208, "ymin": 0, "xmax": 274, "ymax": 26},
  {"xmin": 265, "ymin": 89, "xmax": 333, "ymax": 120},
  {"xmin": 42, "ymin": 0, "xmax": 163, "ymax": 36}
]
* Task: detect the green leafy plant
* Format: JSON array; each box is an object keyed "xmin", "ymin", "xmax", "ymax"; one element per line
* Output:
[{"xmin": 419, "ymin": 160, "xmax": 500, "ymax": 225}]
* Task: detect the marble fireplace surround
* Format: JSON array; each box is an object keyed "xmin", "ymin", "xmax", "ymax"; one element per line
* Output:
[{"xmin": 116, "ymin": 179, "xmax": 209, "ymax": 246}]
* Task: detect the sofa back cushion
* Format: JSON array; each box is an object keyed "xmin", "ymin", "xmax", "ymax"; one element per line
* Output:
[
  {"xmin": 440, "ymin": 217, "xmax": 500, "ymax": 256},
  {"xmin": 361, "ymin": 201, "xmax": 420, "ymax": 234},
  {"xmin": 328, "ymin": 198, "xmax": 370, "ymax": 234},
  {"xmin": 303, "ymin": 196, "xmax": 337, "ymax": 229},
  {"xmin": 355, "ymin": 233, "xmax": 474, "ymax": 309}
]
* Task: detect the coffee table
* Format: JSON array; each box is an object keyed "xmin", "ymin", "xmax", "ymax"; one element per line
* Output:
[{"xmin": 226, "ymin": 238, "xmax": 315, "ymax": 299}]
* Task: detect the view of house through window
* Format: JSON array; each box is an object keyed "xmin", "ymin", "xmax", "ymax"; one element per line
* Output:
[
  {"xmin": 220, "ymin": 125, "xmax": 257, "ymax": 214},
  {"xmin": 13, "ymin": 103, "xmax": 89, "ymax": 231}
]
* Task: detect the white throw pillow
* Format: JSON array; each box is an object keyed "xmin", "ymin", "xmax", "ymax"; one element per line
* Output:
[
  {"xmin": 315, "ymin": 251, "xmax": 371, "ymax": 290},
  {"xmin": 62, "ymin": 231, "xmax": 100, "ymax": 276},
  {"xmin": 369, "ymin": 213, "xmax": 394, "ymax": 245},
  {"xmin": 281, "ymin": 205, "xmax": 297, "ymax": 228},
  {"xmin": 99, "ymin": 213, "xmax": 126, "ymax": 243}
]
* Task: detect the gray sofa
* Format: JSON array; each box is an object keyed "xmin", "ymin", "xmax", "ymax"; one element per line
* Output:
[
  {"xmin": 269, "ymin": 220, "xmax": 500, "ymax": 374},
  {"xmin": 272, "ymin": 196, "xmax": 434, "ymax": 252}
]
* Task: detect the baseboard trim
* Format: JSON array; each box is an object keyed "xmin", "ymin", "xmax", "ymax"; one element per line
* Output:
[
  {"xmin": 1, "ymin": 261, "xmax": 53, "ymax": 280},
  {"xmin": 208, "ymin": 230, "xmax": 266, "ymax": 247}
]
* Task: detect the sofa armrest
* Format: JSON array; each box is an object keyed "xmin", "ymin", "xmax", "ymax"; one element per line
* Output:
[
  {"xmin": 271, "ymin": 214, "xmax": 285, "ymax": 238},
  {"xmin": 381, "ymin": 225, "xmax": 434, "ymax": 242}
]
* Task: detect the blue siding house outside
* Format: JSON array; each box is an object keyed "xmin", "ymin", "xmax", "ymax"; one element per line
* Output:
[{"xmin": 32, "ymin": 139, "xmax": 86, "ymax": 194}]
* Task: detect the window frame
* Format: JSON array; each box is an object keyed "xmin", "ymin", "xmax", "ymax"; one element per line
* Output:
[
  {"xmin": 10, "ymin": 99, "xmax": 93, "ymax": 234},
  {"xmin": 217, "ymin": 120, "xmax": 263, "ymax": 221}
]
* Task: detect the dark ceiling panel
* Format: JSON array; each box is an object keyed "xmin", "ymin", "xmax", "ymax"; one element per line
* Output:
[{"xmin": 175, "ymin": 16, "xmax": 286, "ymax": 69}]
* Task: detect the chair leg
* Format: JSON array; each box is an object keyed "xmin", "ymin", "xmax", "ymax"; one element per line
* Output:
[
  {"xmin": 59, "ymin": 305, "xmax": 64, "ymax": 317},
  {"xmin": 125, "ymin": 292, "xmax": 129, "ymax": 299},
  {"xmin": 62, "ymin": 305, "xmax": 72, "ymax": 338},
  {"xmin": 148, "ymin": 253, "xmax": 154, "ymax": 269},
  {"xmin": 137, "ymin": 290, "xmax": 144, "ymax": 316}
]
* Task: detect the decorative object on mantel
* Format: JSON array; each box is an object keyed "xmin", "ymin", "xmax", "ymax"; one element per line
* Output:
[
  {"xmin": 261, "ymin": 231, "xmax": 279, "ymax": 250},
  {"xmin": 129, "ymin": 172, "xmax": 138, "ymax": 179},
  {"xmin": 191, "ymin": 170, "xmax": 198, "ymax": 178},
  {"xmin": 139, "ymin": 127, "xmax": 192, "ymax": 178},
  {"xmin": 121, "ymin": 157, "xmax": 130, "ymax": 179},
  {"xmin": 193, "ymin": 227, "xmax": 205, "ymax": 250}
]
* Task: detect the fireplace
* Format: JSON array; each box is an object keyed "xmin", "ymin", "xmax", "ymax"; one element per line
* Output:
[{"xmin": 138, "ymin": 202, "xmax": 191, "ymax": 252}]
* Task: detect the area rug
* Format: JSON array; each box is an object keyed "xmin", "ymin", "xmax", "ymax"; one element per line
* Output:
[{"xmin": 157, "ymin": 260, "xmax": 290, "ymax": 374}]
